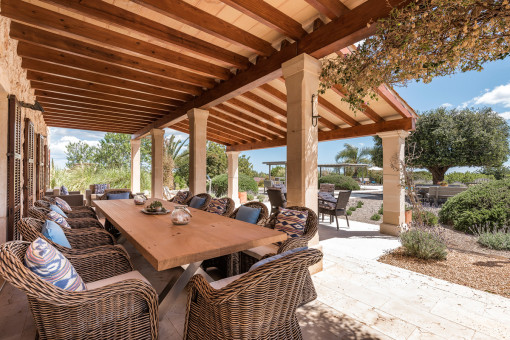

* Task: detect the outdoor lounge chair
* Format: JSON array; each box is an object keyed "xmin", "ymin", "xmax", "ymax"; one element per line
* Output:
[
  {"xmin": 239, "ymin": 206, "xmax": 318, "ymax": 273},
  {"xmin": 319, "ymin": 183, "xmax": 335, "ymax": 193},
  {"xmin": 0, "ymin": 241, "xmax": 158, "ymax": 340},
  {"xmin": 37, "ymin": 198, "xmax": 97, "ymax": 219},
  {"xmin": 28, "ymin": 206, "xmax": 104, "ymax": 229},
  {"xmin": 43, "ymin": 191, "xmax": 85, "ymax": 208},
  {"xmin": 267, "ymin": 187, "xmax": 287, "ymax": 215},
  {"xmin": 318, "ymin": 190, "xmax": 351, "ymax": 230},
  {"xmin": 186, "ymin": 193, "xmax": 212, "ymax": 210},
  {"xmin": 184, "ymin": 248, "xmax": 323, "ymax": 340},
  {"xmin": 18, "ymin": 217, "xmax": 116, "ymax": 255}
]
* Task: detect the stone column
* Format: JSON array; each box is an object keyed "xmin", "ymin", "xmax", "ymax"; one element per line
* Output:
[
  {"xmin": 227, "ymin": 151, "xmax": 240, "ymax": 206},
  {"xmin": 130, "ymin": 139, "xmax": 141, "ymax": 194},
  {"xmin": 0, "ymin": 91, "xmax": 8, "ymax": 244},
  {"xmin": 282, "ymin": 53, "xmax": 321, "ymax": 213},
  {"xmin": 187, "ymin": 108, "xmax": 209, "ymax": 195},
  {"xmin": 377, "ymin": 130, "xmax": 409, "ymax": 236},
  {"xmin": 151, "ymin": 128, "xmax": 165, "ymax": 199}
]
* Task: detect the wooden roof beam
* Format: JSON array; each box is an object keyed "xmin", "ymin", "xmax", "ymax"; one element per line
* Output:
[
  {"xmin": 172, "ymin": 122, "xmax": 233, "ymax": 146},
  {"xmin": 44, "ymin": 121, "xmax": 136, "ymax": 134},
  {"xmin": 220, "ymin": 0, "xmax": 307, "ymax": 40},
  {"xmin": 42, "ymin": 107, "xmax": 155, "ymax": 124},
  {"xmin": 318, "ymin": 97, "xmax": 360, "ymax": 127},
  {"xmin": 209, "ymin": 108, "xmax": 279, "ymax": 140},
  {"xmin": 331, "ymin": 85, "xmax": 384, "ymax": 123},
  {"xmin": 304, "ymin": 0, "xmax": 350, "ymax": 20},
  {"xmin": 241, "ymin": 92, "xmax": 287, "ymax": 117},
  {"xmin": 226, "ymin": 98, "xmax": 287, "ymax": 130},
  {"xmin": 208, "ymin": 116, "xmax": 267, "ymax": 143}
]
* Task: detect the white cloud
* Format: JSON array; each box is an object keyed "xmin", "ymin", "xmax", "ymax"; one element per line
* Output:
[
  {"xmin": 499, "ymin": 111, "xmax": 510, "ymax": 120},
  {"xmin": 164, "ymin": 128, "xmax": 189, "ymax": 141},
  {"xmin": 474, "ymin": 83, "xmax": 510, "ymax": 108},
  {"xmin": 440, "ymin": 103, "xmax": 453, "ymax": 108}
]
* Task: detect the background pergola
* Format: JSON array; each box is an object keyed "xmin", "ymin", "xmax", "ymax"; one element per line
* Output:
[{"xmin": 2, "ymin": 0, "xmax": 417, "ymax": 237}]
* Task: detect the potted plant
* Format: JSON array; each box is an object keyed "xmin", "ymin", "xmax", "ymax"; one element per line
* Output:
[
  {"xmin": 405, "ymin": 206, "xmax": 413, "ymax": 224},
  {"xmin": 439, "ymin": 181, "xmax": 448, "ymax": 187},
  {"xmin": 238, "ymin": 191, "xmax": 247, "ymax": 204},
  {"xmin": 147, "ymin": 200, "xmax": 164, "ymax": 212}
]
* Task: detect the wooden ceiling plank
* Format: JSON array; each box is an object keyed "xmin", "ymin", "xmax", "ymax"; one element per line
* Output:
[
  {"xmin": 208, "ymin": 116, "xmax": 265, "ymax": 142},
  {"xmin": 132, "ymin": 0, "xmax": 276, "ymax": 56},
  {"xmin": 376, "ymin": 85, "xmax": 413, "ymax": 118},
  {"xmin": 10, "ymin": 23, "xmax": 216, "ymax": 88},
  {"xmin": 43, "ymin": 108, "xmax": 154, "ymax": 124},
  {"xmin": 44, "ymin": 122, "xmax": 136, "ymax": 134},
  {"xmin": 1, "ymin": 0, "xmax": 231, "ymax": 80},
  {"xmin": 22, "ymin": 58, "xmax": 194, "ymax": 102},
  {"xmin": 37, "ymin": 0, "xmax": 249, "ymax": 69},
  {"xmin": 172, "ymin": 122, "xmax": 233, "ymax": 146},
  {"xmin": 28, "ymin": 72, "xmax": 184, "ymax": 107},
  {"xmin": 43, "ymin": 115, "xmax": 145, "ymax": 130},
  {"xmin": 32, "ymin": 84, "xmax": 174, "ymax": 111},
  {"xmin": 206, "ymin": 121, "xmax": 253, "ymax": 144},
  {"xmin": 227, "ymin": 98, "xmax": 286, "ymax": 130},
  {"xmin": 241, "ymin": 92, "xmax": 287, "ymax": 117},
  {"xmin": 220, "ymin": 0, "xmax": 306, "ymax": 40},
  {"xmin": 304, "ymin": 0, "xmax": 350, "ymax": 20},
  {"xmin": 318, "ymin": 97, "xmax": 360, "ymax": 127},
  {"xmin": 209, "ymin": 108, "xmax": 278, "ymax": 140},
  {"xmin": 18, "ymin": 42, "xmax": 203, "ymax": 96},
  {"xmin": 331, "ymin": 85, "xmax": 384, "ymax": 123},
  {"xmin": 215, "ymin": 104, "xmax": 285, "ymax": 138}
]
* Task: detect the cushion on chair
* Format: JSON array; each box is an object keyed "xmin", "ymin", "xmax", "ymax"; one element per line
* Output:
[
  {"xmin": 235, "ymin": 206, "xmax": 261, "ymax": 224},
  {"xmin": 173, "ymin": 191, "xmax": 189, "ymax": 204},
  {"xmin": 50, "ymin": 204, "xmax": 68, "ymax": 218},
  {"xmin": 42, "ymin": 220, "xmax": 71, "ymax": 248},
  {"xmin": 54, "ymin": 197, "xmax": 72, "ymax": 212},
  {"xmin": 24, "ymin": 238, "xmax": 85, "ymax": 291},
  {"xmin": 209, "ymin": 273, "xmax": 245, "ymax": 290},
  {"xmin": 206, "ymin": 197, "xmax": 228, "ymax": 215},
  {"xmin": 242, "ymin": 243, "xmax": 279, "ymax": 260},
  {"xmin": 107, "ymin": 192, "xmax": 130, "ymax": 200},
  {"xmin": 86, "ymin": 270, "xmax": 150, "ymax": 290},
  {"xmin": 189, "ymin": 196, "xmax": 206, "ymax": 209},
  {"xmin": 274, "ymin": 208, "xmax": 308, "ymax": 238},
  {"xmin": 47, "ymin": 210, "xmax": 71, "ymax": 229},
  {"xmin": 60, "ymin": 185, "xmax": 69, "ymax": 195},
  {"xmin": 94, "ymin": 184, "xmax": 108, "ymax": 195},
  {"xmin": 249, "ymin": 247, "xmax": 308, "ymax": 272}
]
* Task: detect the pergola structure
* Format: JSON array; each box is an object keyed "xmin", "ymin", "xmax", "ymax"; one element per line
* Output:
[
  {"xmin": 0, "ymin": 0, "xmax": 417, "ymax": 243},
  {"xmin": 263, "ymin": 161, "xmax": 370, "ymax": 182}
]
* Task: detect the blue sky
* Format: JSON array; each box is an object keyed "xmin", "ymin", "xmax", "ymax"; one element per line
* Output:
[{"xmin": 49, "ymin": 58, "xmax": 510, "ymax": 172}]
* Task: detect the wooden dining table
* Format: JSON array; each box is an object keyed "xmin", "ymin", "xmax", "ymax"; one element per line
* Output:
[{"xmin": 93, "ymin": 198, "xmax": 287, "ymax": 320}]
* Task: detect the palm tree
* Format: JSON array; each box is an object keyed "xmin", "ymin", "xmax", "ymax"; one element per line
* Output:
[
  {"xmin": 164, "ymin": 135, "xmax": 189, "ymax": 161},
  {"xmin": 335, "ymin": 143, "xmax": 372, "ymax": 177}
]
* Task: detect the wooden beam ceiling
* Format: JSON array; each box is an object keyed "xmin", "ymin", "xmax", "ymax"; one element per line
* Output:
[{"xmin": 304, "ymin": 0, "xmax": 350, "ymax": 20}]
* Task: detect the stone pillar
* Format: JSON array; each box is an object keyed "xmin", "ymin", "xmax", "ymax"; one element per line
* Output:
[
  {"xmin": 227, "ymin": 151, "xmax": 240, "ymax": 206},
  {"xmin": 151, "ymin": 129, "xmax": 165, "ymax": 199},
  {"xmin": 377, "ymin": 130, "xmax": 409, "ymax": 236},
  {"xmin": 130, "ymin": 139, "xmax": 141, "ymax": 194},
  {"xmin": 187, "ymin": 108, "xmax": 209, "ymax": 195},
  {"xmin": 282, "ymin": 53, "xmax": 321, "ymax": 213}
]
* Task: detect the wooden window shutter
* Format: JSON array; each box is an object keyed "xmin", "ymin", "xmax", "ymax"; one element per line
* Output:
[
  {"xmin": 23, "ymin": 119, "xmax": 35, "ymax": 217},
  {"xmin": 36, "ymin": 134, "xmax": 46, "ymax": 200},
  {"xmin": 7, "ymin": 95, "xmax": 22, "ymax": 241},
  {"xmin": 44, "ymin": 144, "xmax": 49, "ymax": 193}
]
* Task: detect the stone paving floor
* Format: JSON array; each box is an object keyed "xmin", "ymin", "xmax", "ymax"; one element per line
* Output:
[{"xmin": 1, "ymin": 219, "xmax": 510, "ymax": 339}]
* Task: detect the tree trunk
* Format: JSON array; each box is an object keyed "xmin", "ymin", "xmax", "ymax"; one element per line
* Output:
[{"xmin": 427, "ymin": 167, "xmax": 449, "ymax": 184}]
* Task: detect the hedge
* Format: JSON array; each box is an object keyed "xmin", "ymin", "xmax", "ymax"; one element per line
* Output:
[
  {"xmin": 211, "ymin": 173, "xmax": 258, "ymax": 197},
  {"xmin": 318, "ymin": 174, "xmax": 360, "ymax": 191}
]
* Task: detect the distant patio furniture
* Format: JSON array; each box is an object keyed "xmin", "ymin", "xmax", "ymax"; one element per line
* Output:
[
  {"xmin": 0, "ymin": 240, "xmax": 159, "ymax": 340},
  {"xmin": 18, "ymin": 217, "xmax": 117, "ymax": 255},
  {"xmin": 37, "ymin": 199, "xmax": 96, "ymax": 219},
  {"xmin": 187, "ymin": 193, "xmax": 212, "ymax": 211},
  {"xmin": 427, "ymin": 186, "xmax": 468, "ymax": 206},
  {"xmin": 28, "ymin": 206, "xmax": 104, "ymax": 230},
  {"xmin": 44, "ymin": 190, "xmax": 85, "ymax": 207},
  {"xmin": 318, "ymin": 190, "xmax": 351, "ymax": 230},
  {"xmin": 267, "ymin": 187, "xmax": 287, "ymax": 215},
  {"xmin": 85, "ymin": 183, "xmax": 111, "ymax": 206},
  {"xmin": 319, "ymin": 183, "xmax": 335, "ymax": 193},
  {"xmin": 240, "ymin": 206, "xmax": 318, "ymax": 273},
  {"xmin": 184, "ymin": 248, "xmax": 323, "ymax": 340}
]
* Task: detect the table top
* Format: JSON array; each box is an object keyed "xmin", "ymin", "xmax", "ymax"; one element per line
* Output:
[{"xmin": 94, "ymin": 199, "xmax": 287, "ymax": 271}]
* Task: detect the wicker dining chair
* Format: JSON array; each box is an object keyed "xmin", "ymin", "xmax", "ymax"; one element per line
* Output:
[
  {"xmin": 186, "ymin": 193, "xmax": 212, "ymax": 211},
  {"xmin": 318, "ymin": 190, "xmax": 351, "ymax": 230},
  {"xmin": 205, "ymin": 197, "xmax": 235, "ymax": 217},
  {"xmin": 184, "ymin": 248, "xmax": 323, "ymax": 340},
  {"xmin": 36, "ymin": 199, "xmax": 97, "ymax": 219},
  {"xmin": 18, "ymin": 217, "xmax": 116, "ymax": 255},
  {"xmin": 267, "ymin": 187, "xmax": 287, "ymax": 215},
  {"xmin": 28, "ymin": 206, "xmax": 104, "ymax": 229},
  {"xmin": 202, "ymin": 202, "xmax": 269, "ymax": 277},
  {"xmin": 0, "ymin": 241, "xmax": 158, "ymax": 340},
  {"xmin": 169, "ymin": 190, "xmax": 191, "ymax": 204},
  {"xmin": 239, "ymin": 206, "xmax": 318, "ymax": 273},
  {"xmin": 42, "ymin": 195, "xmax": 96, "ymax": 214}
]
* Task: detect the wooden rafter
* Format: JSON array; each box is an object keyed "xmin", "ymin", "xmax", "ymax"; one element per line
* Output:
[
  {"xmin": 171, "ymin": 121, "xmax": 234, "ymax": 146},
  {"xmin": 226, "ymin": 98, "xmax": 287, "ymax": 130},
  {"xmin": 42, "ymin": 108, "xmax": 154, "ymax": 125},
  {"xmin": 241, "ymin": 92, "xmax": 287, "ymax": 117},
  {"xmin": 318, "ymin": 97, "xmax": 359, "ymax": 127},
  {"xmin": 304, "ymin": 0, "xmax": 350, "ymax": 20},
  {"xmin": 208, "ymin": 116, "xmax": 267, "ymax": 143},
  {"xmin": 44, "ymin": 121, "xmax": 136, "ymax": 134},
  {"xmin": 209, "ymin": 108, "xmax": 279, "ymax": 140},
  {"xmin": 331, "ymin": 85, "xmax": 384, "ymax": 123}
]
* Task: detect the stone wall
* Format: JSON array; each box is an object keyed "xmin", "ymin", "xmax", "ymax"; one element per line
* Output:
[{"xmin": 0, "ymin": 16, "xmax": 48, "ymax": 243}]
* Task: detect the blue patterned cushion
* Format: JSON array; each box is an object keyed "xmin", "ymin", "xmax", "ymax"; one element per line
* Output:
[
  {"xmin": 274, "ymin": 208, "xmax": 308, "ymax": 238},
  {"xmin": 173, "ymin": 191, "xmax": 189, "ymax": 204},
  {"xmin": 206, "ymin": 198, "xmax": 229, "ymax": 215},
  {"xmin": 47, "ymin": 210, "xmax": 71, "ymax": 229},
  {"xmin": 107, "ymin": 192, "xmax": 130, "ymax": 200},
  {"xmin": 94, "ymin": 184, "xmax": 108, "ymax": 195},
  {"xmin": 42, "ymin": 220, "xmax": 71, "ymax": 248},
  {"xmin": 189, "ymin": 196, "xmax": 206, "ymax": 209},
  {"xmin": 60, "ymin": 185, "xmax": 69, "ymax": 195},
  {"xmin": 249, "ymin": 247, "xmax": 308, "ymax": 272},
  {"xmin": 235, "ymin": 206, "xmax": 261, "ymax": 224},
  {"xmin": 55, "ymin": 197, "xmax": 72, "ymax": 212},
  {"xmin": 50, "ymin": 204, "xmax": 67, "ymax": 218},
  {"xmin": 24, "ymin": 238, "xmax": 85, "ymax": 291}
]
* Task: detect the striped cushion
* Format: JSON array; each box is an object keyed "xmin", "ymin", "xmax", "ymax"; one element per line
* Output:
[
  {"xmin": 94, "ymin": 184, "xmax": 108, "ymax": 195},
  {"xmin": 206, "ymin": 198, "xmax": 228, "ymax": 215},
  {"xmin": 274, "ymin": 208, "xmax": 308, "ymax": 238},
  {"xmin": 47, "ymin": 210, "xmax": 71, "ymax": 229},
  {"xmin": 24, "ymin": 238, "xmax": 85, "ymax": 291},
  {"xmin": 173, "ymin": 191, "xmax": 189, "ymax": 204},
  {"xmin": 55, "ymin": 197, "xmax": 72, "ymax": 212}
]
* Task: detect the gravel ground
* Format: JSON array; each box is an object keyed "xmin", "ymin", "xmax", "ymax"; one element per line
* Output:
[{"xmin": 379, "ymin": 247, "xmax": 510, "ymax": 298}]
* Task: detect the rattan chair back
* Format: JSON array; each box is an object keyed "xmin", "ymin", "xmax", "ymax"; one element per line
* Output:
[
  {"xmin": 28, "ymin": 206, "xmax": 49, "ymax": 221},
  {"xmin": 187, "ymin": 193, "xmax": 212, "ymax": 210},
  {"xmin": 267, "ymin": 188, "xmax": 287, "ymax": 214},
  {"xmin": 34, "ymin": 199, "xmax": 51, "ymax": 209},
  {"xmin": 229, "ymin": 201, "xmax": 269, "ymax": 226},
  {"xmin": 207, "ymin": 197, "xmax": 235, "ymax": 216},
  {"xmin": 319, "ymin": 183, "xmax": 335, "ymax": 193},
  {"xmin": 335, "ymin": 190, "xmax": 351, "ymax": 211},
  {"xmin": 169, "ymin": 190, "xmax": 191, "ymax": 203},
  {"xmin": 98, "ymin": 189, "xmax": 134, "ymax": 200}
]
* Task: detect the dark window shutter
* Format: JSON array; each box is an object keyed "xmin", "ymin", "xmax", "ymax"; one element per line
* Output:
[
  {"xmin": 23, "ymin": 119, "xmax": 35, "ymax": 217},
  {"xmin": 7, "ymin": 95, "xmax": 22, "ymax": 241}
]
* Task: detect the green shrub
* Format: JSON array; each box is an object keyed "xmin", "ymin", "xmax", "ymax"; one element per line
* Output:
[
  {"xmin": 247, "ymin": 193, "xmax": 254, "ymax": 201},
  {"xmin": 445, "ymin": 171, "xmax": 494, "ymax": 184},
  {"xmin": 318, "ymin": 174, "xmax": 360, "ymax": 190},
  {"xmin": 478, "ymin": 232, "xmax": 510, "ymax": 250},
  {"xmin": 378, "ymin": 204, "xmax": 383, "ymax": 215},
  {"xmin": 211, "ymin": 173, "xmax": 258, "ymax": 197},
  {"xmin": 357, "ymin": 201, "xmax": 363, "ymax": 208},
  {"xmin": 346, "ymin": 210, "xmax": 352, "ymax": 216},
  {"xmin": 349, "ymin": 206, "xmax": 356, "ymax": 211},
  {"xmin": 412, "ymin": 171, "xmax": 433, "ymax": 183},
  {"xmin": 439, "ymin": 179, "xmax": 510, "ymax": 232},
  {"xmin": 400, "ymin": 229, "xmax": 447, "ymax": 260},
  {"xmin": 413, "ymin": 210, "xmax": 438, "ymax": 226},
  {"xmin": 257, "ymin": 194, "xmax": 265, "ymax": 202},
  {"xmin": 370, "ymin": 213, "xmax": 381, "ymax": 221}
]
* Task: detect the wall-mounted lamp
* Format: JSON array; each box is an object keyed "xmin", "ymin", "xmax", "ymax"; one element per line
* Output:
[{"xmin": 311, "ymin": 93, "xmax": 320, "ymax": 127}]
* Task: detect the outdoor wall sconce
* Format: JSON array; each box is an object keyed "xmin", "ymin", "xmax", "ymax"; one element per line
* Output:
[{"xmin": 311, "ymin": 93, "xmax": 320, "ymax": 127}]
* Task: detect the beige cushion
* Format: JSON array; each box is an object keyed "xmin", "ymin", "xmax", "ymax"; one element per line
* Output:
[
  {"xmin": 242, "ymin": 244, "xmax": 279, "ymax": 260},
  {"xmin": 86, "ymin": 270, "xmax": 150, "ymax": 290},
  {"xmin": 210, "ymin": 274, "xmax": 244, "ymax": 290}
]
